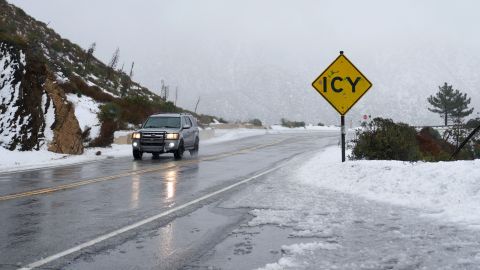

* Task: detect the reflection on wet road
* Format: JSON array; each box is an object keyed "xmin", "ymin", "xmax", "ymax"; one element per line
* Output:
[
  {"xmin": 0, "ymin": 132, "xmax": 337, "ymax": 269},
  {"xmin": 0, "ymin": 136, "xmax": 287, "ymax": 202}
]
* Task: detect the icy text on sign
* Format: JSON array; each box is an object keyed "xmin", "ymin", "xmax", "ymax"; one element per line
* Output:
[{"xmin": 311, "ymin": 54, "xmax": 372, "ymax": 115}]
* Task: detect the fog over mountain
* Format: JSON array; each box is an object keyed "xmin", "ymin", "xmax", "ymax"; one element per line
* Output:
[{"xmin": 10, "ymin": 0, "xmax": 480, "ymax": 126}]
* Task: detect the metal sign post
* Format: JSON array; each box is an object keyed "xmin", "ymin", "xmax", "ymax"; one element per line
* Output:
[
  {"xmin": 311, "ymin": 51, "xmax": 372, "ymax": 162},
  {"xmin": 341, "ymin": 115, "xmax": 346, "ymax": 162}
]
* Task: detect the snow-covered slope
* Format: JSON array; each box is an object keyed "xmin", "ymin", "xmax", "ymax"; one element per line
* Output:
[
  {"xmin": 0, "ymin": 43, "xmax": 26, "ymax": 149},
  {"xmin": 0, "ymin": 42, "xmax": 57, "ymax": 151},
  {"xmin": 0, "ymin": 41, "xmax": 84, "ymax": 153},
  {"xmin": 66, "ymin": 94, "xmax": 101, "ymax": 141}
]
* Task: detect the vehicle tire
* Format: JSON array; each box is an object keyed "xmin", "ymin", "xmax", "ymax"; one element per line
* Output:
[
  {"xmin": 174, "ymin": 141, "xmax": 184, "ymax": 160},
  {"xmin": 152, "ymin": 153, "xmax": 160, "ymax": 159},
  {"xmin": 133, "ymin": 150, "xmax": 143, "ymax": 160},
  {"xmin": 190, "ymin": 138, "xmax": 199, "ymax": 157}
]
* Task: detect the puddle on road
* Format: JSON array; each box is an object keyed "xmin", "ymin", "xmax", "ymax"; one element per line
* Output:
[
  {"xmin": 187, "ymin": 225, "xmax": 306, "ymax": 270},
  {"xmin": 57, "ymin": 204, "xmax": 250, "ymax": 270}
]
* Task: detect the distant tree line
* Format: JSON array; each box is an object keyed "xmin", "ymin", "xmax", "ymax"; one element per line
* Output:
[{"xmin": 281, "ymin": 118, "xmax": 305, "ymax": 128}]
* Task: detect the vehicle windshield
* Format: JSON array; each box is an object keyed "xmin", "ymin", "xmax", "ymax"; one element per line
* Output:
[{"xmin": 143, "ymin": 117, "xmax": 181, "ymax": 129}]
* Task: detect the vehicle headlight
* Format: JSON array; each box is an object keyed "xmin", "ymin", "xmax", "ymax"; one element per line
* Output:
[
  {"xmin": 132, "ymin": 132, "xmax": 141, "ymax": 139},
  {"xmin": 166, "ymin": 133, "xmax": 179, "ymax": 140}
]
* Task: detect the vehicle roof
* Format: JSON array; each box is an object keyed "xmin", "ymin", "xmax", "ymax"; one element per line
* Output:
[{"xmin": 149, "ymin": 113, "xmax": 192, "ymax": 117}]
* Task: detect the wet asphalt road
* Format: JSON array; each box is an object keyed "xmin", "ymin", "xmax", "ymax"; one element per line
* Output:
[{"xmin": 0, "ymin": 131, "xmax": 337, "ymax": 270}]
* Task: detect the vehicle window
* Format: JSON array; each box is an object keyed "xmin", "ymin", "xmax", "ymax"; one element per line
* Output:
[
  {"xmin": 143, "ymin": 117, "xmax": 181, "ymax": 129},
  {"xmin": 189, "ymin": 116, "xmax": 197, "ymax": 127},
  {"xmin": 184, "ymin": 117, "xmax": 193, "ymax": 127}
]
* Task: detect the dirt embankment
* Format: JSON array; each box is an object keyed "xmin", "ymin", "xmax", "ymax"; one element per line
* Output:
[{"xmin": 44, "ymin": 74, "xmax": 83, "ymax": 154}]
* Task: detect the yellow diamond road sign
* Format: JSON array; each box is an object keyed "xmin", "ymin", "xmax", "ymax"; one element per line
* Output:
[{"xmin": 312, "ymin": 53, "xmax": 372, "ymax": 115}]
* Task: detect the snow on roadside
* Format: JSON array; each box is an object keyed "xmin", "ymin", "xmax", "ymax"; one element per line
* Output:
[
  {"xmin": 201, "ymin": 128, "xmax": 268, "ymax": 145},
  {"xmin": 201, "ymin": 125, "xmax": 339, "ymax": 145},
  {"xmin": 66, "ymin": 93, "xmax": 101, "ymax": 140},
  {"xmin": 297, "ymin": 146, "xmax": 480, "ymax": 226},
  {"xmin": 270, "ymin": 124, "xmax": 339, "ymax": 132},
  {"xmin": 219, "ymin": 146, "xmax": 480, "ymax": 269},
  {"xmin": 1, "ymin": 127, "xmax": 337, "ymax": 173},
  {"xmin": 0, "ymin": 128, "xmax": 267, "ymax": 173},
  {"xmin": 0, "ymin": 144, "xmax": 131, "ymax": 173}
]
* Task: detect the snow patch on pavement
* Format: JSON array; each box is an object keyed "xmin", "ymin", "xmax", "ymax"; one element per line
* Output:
[{"xmin": 258, "ymin": 242, "xmax": 341, "ymax": 270}]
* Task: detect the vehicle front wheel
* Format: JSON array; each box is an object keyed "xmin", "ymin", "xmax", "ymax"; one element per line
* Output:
[
  {"xmin": 133, "ymin": 150, "xmax": 143, "ymax": 160},
  {"xmin": 190, "ymin": 138, "xmax": 199, "ymax": 157},
  {"xmin": 174, "ymin": 141, "xmax": 184, "ymax": 160}
]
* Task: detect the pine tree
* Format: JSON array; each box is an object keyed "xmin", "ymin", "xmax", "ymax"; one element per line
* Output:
[{"xmin": 427, "ymin": 83, "xmax": 474, "ymax": 126}]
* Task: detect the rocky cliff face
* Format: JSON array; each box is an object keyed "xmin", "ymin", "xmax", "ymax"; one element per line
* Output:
[
  {"xmin": 0, "ymin": 42, "xmax": 83, "ymax": 154},
  {"xmin": 44, "ymin": 73, "xmax": 83, "ymax": 154}
]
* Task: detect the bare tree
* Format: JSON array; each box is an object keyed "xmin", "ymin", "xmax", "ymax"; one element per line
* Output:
[
  {"xmin": 106, "ymin": 47, "xmax": 120, "ymax": 80},
  {"xmin": 160, "ymin": 80, "xmax": 169, "ymax": 101},
  {"xmin": 174, "ymin": 87, "xmax": 178, "ymax": 107},
  {"xmin": 129, "ymin": 62, "xmax": 135, "ymax": 79},
  {"xmin": 108, "ymin": 48, "xmax": 120, "ymax": 69},
  {"xmin": 120, "ymin": 62, "xmax": 135, "ymax": 98},
  {"xmin": 84, "ymin": 42, "xmax": 96, "ymax": 64},
  {"xmin": 120, "ymin": 77, "xmax": 129, "ymax": 97},
  {"xmin": 194, "ymin": 97, "xmax": 200, "ymax": 113}
]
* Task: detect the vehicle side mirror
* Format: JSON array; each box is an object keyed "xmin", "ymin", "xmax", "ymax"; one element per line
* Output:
[{"xmin": 183, "ymin": 124, "xmax": 191, "ymax": 129}]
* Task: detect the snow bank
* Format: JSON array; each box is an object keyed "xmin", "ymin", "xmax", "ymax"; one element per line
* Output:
[
  {"xmin": 0, "ymin": 144, "xmax": 131, "ymax": 173},
  {"xmin": 202, "ymin": 125, "xmax": 341, "ymax": 145},
  {"xmin": 270, "ymin": 124, "xmax": 339, "ymax": 132},
  {"xmin": 221, "ymin": 147, "xmax": 480, "ymax": 269},
  {"xmin": 66, "ymin": 94, "xmax": 101, "ymax": 140},
  {"xmin": 297, "ymin": 146, "xmax": 480, "ymax": 226},
  {"xmin": 201, "ymin": 128, "xmax": 267, "ymax": 145},
  {"xmin": 114, "ymin": 130, "xmax": 133, "ymax": 138}
]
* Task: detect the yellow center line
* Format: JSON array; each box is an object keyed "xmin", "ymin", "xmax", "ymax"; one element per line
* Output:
[{"xmin": 0, "ymin": 138, "xmax": 288, "ymax": 202}]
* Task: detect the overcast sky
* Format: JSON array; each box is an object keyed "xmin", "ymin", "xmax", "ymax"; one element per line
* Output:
[{"xmin": 9, "ymin": 0, "xmax": 480, "ymax": 125}]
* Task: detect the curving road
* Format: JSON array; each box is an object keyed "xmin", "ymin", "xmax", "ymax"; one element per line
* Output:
[{"xmin": 0, "ymin": 131, "xmax": 338, "ymax": 270}]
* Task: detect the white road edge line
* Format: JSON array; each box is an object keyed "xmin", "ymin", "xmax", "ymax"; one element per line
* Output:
[{"xmin": 18, "ymin": 160, "xmax": 291, "ymax": 270}]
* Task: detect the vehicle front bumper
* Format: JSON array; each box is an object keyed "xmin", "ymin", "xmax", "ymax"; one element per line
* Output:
[{"xmin": 132, "ymin": 139, "xmax": 180, "ymax": 153}]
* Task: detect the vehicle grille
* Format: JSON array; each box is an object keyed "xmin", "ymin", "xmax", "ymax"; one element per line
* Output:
[{"xmin": 140, "ymin": 132, "xmax": 166, "ymax": 146}]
